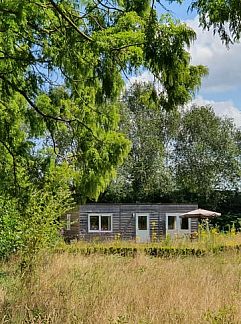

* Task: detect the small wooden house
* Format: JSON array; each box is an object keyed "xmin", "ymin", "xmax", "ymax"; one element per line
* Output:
[{"xmin": 63, "ymin": 203, "xmax": 198, "ymax": 242}]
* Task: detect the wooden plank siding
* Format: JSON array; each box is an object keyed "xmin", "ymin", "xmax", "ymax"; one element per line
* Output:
[
  {"xmin": 62, "ymin": 208, "xmax": 80, "ymax": 242},
  {"xmin": 63, "ymin": 203, "xmax": 198, "ymax": 241},
  {"xmin": 191, "ymin": 218, "xmax": 199, "ymax": 233}
]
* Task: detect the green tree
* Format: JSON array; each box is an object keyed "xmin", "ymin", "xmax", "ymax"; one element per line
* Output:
[
  {"xmin": 105, "ymin": 101, "xmax": 241, "ymax": 205},
  {"xmin": 173, "ymin": 105, "xmax": 241, "ymax": 198},
  {"xmin": 0, "ymin": 0, "xmax": 207, "ymax": 204},
  {"xmin": 0, "ymin": 1, "xmax": 209, "ymax": 258},
  {"xmin": 103, "ymin": 82, "xmax": 179, "ymax": 202}
]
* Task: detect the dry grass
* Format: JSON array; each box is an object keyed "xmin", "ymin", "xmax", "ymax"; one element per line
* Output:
[{"xmin": 1, "ymin": 251, "xmax": 241, "ymax": 323}]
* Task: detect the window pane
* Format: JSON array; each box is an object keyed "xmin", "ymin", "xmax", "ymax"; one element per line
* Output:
[
  {"xmin": 181, "ymin": 217, "xmax": 189, "ymax": 230},
  {"xmin": 101, "ymin": 216, "xmax": 111, "ymax": 231},
  {"xmin": 168, "ymin": 216, "xmax": 176, "ymax": 230},
  {"xmin": 90, "ymin": 216, "xmax": 99, "ymax": 231},
  {"xmin": 138, "ymin": 216, "xmax": 147, "ymax": 230}
]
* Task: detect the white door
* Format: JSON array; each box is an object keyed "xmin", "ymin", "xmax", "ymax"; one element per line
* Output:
[{"xmin": 136, "ymin": 214, "xmax": 150, "ymax": 242}]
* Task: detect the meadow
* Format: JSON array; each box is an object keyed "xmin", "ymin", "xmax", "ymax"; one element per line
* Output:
[{"xmin": 1, "ymin": 232, "xmax": 241, "ymax": 323}]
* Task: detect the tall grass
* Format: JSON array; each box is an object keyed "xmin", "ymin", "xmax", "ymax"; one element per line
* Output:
[
  {"xmin": 1, "ymin": 250, "xmax": 241, "ymax": 323},
  {"xmin": 55, "ymin": 230, "xmax": 241, "ymax": 255}
]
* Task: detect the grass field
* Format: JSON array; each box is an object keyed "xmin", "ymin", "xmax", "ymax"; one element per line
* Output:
[{"xmin": 1, "ymin": 235, "xmax": 241, "ymax": 323}]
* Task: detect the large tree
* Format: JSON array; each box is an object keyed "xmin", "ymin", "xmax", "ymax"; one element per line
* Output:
[
  {"xmin": 103, "ymin": 91, "xmax": 241, "ymax": 204},
  {"xmin": 103, "ymin": 82, "xmax": 179, "ymax": 202},
  {"xmin": 0, "ymin": 0, "xmax": 207, "ymax": 202},
  {"xmin": 173, "ymin": 105, "xmax": 241, "ymax": 198}
]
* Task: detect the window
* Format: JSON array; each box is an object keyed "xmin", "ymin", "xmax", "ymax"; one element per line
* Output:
[
  {"xmin": 66, "ymin": 214, "xmax": 71, "ymax": 230},
  {"xmin": 138, "ymin": 216, "xmax": 147, "ymax": 230},
  {"xmin": 88, "ymin": 214, "xmax": 112, "ymax": 232},
  {"xmin": 166, "ymin": 213, "xmax": 190, "ymax": 233},
  {"xmin": 101, "ymin": 215, "xmax": 111, "ymax": 231},
  {"xmin": 180, "ymin": 217, "xmax": 189, "ymax": 230},
  {"xmin": 168, "ymin": 216, "xmax": 176, "ymax": 230},
  {"xmin": 89, "ymin": 215, "xmax": 99, "ymax": 231}
]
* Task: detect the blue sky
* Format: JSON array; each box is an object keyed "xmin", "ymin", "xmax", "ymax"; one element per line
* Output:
[
  {"xmin": 153, "ymin": 1, "xmax": 241, "ymax": 127},
  {"xmin": 159, "ymin": 0, "xmax": 196, "ymax": 20}
]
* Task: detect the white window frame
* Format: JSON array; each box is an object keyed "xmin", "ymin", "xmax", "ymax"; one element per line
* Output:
[
  {"xmin": 166, "ymin": 213, "xmax": 178, "ymax": 230},
  {"xmin": 135, "ymin": 213, "xmax": 150, "ymax": 231},
  {"xmin": 166, "ymin": 213, "xmax": 191, "ymax": 233},
  {"xmin": 88, "ymin": 214, "xmax": 113, "ymax": 233}
]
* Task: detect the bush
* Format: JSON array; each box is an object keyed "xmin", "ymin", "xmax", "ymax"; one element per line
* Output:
[
  {"xmin": 0, "ymin": 197, "xmax": 22, "ymax": 259},
  {"xmin": 0, "ymin": 186, "xmax": 72, "ymax": 266}
]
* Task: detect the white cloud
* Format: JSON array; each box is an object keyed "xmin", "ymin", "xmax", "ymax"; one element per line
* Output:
[
  {"xmin": 129, "ymin": 18, "xmax": 241, "ymax": 95},
  {"xmin": 128, "ymin": 71, "xmax": 153, "ymax": 86},
  {"xmin": 192, "ymin": 96, "xmax": 241, "ymax": 128},
  {"xmin": 187, "ymin": 16, "xmax": 241, "ymax": 93},
  {"xmin": 125, "ymin": 21, "xmax": 241, "ymax": 127}
]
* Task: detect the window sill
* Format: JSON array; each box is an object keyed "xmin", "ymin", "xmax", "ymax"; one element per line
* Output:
[{"xmin": 88, "ymin": 230, "xmax": 112, "ymax": 233}]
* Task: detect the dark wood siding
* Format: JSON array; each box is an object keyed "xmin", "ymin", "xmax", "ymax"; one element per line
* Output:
[
  {"xmin": 79, "ymin": 204, "xmax": 119, "ymax": 241},
  {"xmin": 63, "ymin": 207, "xmax": 80, "ymax": 241},
  {"xmin": 72, "ymin": 203, "xmax": 198, "ymax": 241},
  {"xmin": 191, "ymin": 218, "xmax": 199, "ymax": 233}
]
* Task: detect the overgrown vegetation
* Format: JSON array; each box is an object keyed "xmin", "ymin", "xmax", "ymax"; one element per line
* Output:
[
  {"xmin": 55, "ymin": 226, "xmax": 241, "ymax": 256},
  {"xmin": 1, "ymin": 0, "xmax": 241, "ymax": 290},
  {"xmin": 0, "ymin": 0, "xmax": 208, "ymax": 263},
  {"xmin": 2, "ymin": 234, "xmax": 241, "ymax": 323},
  {"xmin": 0, "ymin": 184, "xmax": 72, "ymax": 266},
  {"xmin": 103, "ymin": 83, "xmax": 241, "ymax": 206}
]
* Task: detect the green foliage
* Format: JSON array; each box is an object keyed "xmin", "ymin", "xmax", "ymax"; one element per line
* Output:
[
  {"xmin": 0, "ymin": 198, "xmax": 21, "ymax": 259},
  {"xmin": 144, "ymin": 246, "xmax": 206, "ymax": 257},
  {"xmin": 103, "ymin": 89, "xmax": 241, "ymax": 204},
  {"xmin": 174, "ymin": 105, "xmax": 241, "ymax": 197},
  {"xmin": 54, "ymin": 240, "xmax": 241, "ymax": 258},
  {"xmin": 0, "ymin": 0, "xmax": 206, "ymax": 204},
  {"xmin": 191, "ymin": 0, "xmax": 241, "ymax": 44},
  {"xmin": 103, "ymin": 82, "xmax": 178, "ymax": 202},
  {"xmin": 144, "ymin": 13, "xmax": 208, "ymax": 110},
  {"xmin": 0, "ymin": 184, "xmax": 72, "ymax": 262}
]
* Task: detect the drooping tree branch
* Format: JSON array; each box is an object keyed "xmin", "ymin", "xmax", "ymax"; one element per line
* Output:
[
  {"xmin": 95, "ymin": 0, "xmax": 124, "ymax": 13},
  {"xmin": 0, "ymin": 75, "xmax": 102, "ymax": 141},
  {"xmin": 111, "ymin": 43, "xmax": 145, "ymax": 51},
  {"xmin": 49, "ymin": 0, "xmax": 93, "ymax": 42}
]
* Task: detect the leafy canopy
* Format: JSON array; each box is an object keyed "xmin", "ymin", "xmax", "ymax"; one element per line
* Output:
[
  {"xmin": 104, "ymin": 82, "xmax": 178, "ymax": 202},
  {"xmin": 174, "ymin": 105, "xmax": 241, "ymax": 196},
  {"xmin": 0, "ymin": 0, "xmax": 207, "ymax": 202},
  {"xmin": 104, "ymin": 83, "xmax": 241, "ymax": 204},
  {"xmin": 191, "ymin": 0, "xmax": 241, "ymax": 44}
]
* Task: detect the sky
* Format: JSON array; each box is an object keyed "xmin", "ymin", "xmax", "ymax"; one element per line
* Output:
[{"xmin": 131, "ymin": 0, "xmax": 241, "ymax": 127}]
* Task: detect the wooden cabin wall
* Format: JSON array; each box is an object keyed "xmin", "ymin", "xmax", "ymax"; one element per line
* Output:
[
  {"xmin": 62, "ymin": 207, "xmax": 80, "ymax": 242},
  {"xmin": 79, "ymin": 204, "xmax": 119, "ymax": 241},
  {"xmin": 158, "ymin": 204, "xmax": 198, "ymax": 237},
  {"xmin": 75, "ymin": 203, "xmax": 198, "ymax": 241}
]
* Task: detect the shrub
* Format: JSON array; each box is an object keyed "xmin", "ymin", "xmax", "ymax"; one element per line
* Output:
[
  {"xmin": 0, "ymin": 185, "xmax": 72, "ymax": 270},
  {"xmin": 0, "ymin": 197, "xmax": 22, "ymax": 259}
]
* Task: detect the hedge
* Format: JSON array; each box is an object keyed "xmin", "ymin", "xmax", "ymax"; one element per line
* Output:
[{"xmin": 54, "ymin": 244, "xmax": 241, "ymax": 258}]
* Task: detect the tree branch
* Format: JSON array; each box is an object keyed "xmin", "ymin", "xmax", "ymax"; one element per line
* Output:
[
  {"xmin": 95, "ymin": 0, "xmax": 124, "ymax": 13},
  {"xmin": 0, "ymin": 76, "xmax": 101, "ymax": 141},
  {"xmin": 111, "ymin": 43, "xmax": 144, "ymax": 51},
  {"xmin": 49, "ymin": 0, "xmax": 93, "ymax": 42}
]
